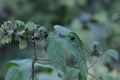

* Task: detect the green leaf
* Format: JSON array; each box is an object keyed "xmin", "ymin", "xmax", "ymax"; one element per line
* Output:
[
  {"xmin": 67, "ymin": 33, "xmax": 87, "ymax": 80},
  {"xmin": 2, "ymin": 21, "xmax": 11, "ymax": 30},
  {"xmin": 1, "ymin": 37, "xmax": 12, "ymax": 44},
  {"xmin": 25, "ymin": 21, "xmax": 37, "ymax": 31},
  {"xmin": 54, "ymin": 25, "xmax": 71, "ymax": 36},
  {"xmin": 53, "ymin": 25, "xmax": 88, "ymax": 80},
  {"xmin": 47, "ymin": 35, "xmax": 66, "ymax": 73},
  {"xmin": 66, "ymin": 67, "xmax": 80, "ymax": 80},
  {"xmin": 105, "ymin": 49, "xmax": 119, "ymax": 60},
  {"xmin": 5, "ymin": 59, "xmax": 31, "ymax": 80},
  {"xmin": 19, "ymin": 38, "xmax": 27, "ymax": 49},
  {"xmin": 16, "ymin": 20, "xmax": 25, "ymax": 28},
  {"xmin": 5, "ymin": 66, "xmax": 24, "ymax": 80},
  {"xmin": 35, "ymin": 63, "xmax": 54, "ymax": 73},
  {"xmin": 0, "ymin": 28, "xmax": 4, "ymax": 38},
  {"xmin": 5, "ymin": 59, "xmax": 54, "ymax": 80},
  {"xmin": 100, "ymin": 73, "xmax": 116, "ymax": 80},
  {"xmin": 58, "ymin": 32, "xmax": 88, "ymax": 80},
  {"xmin": 5, "ymin": 62, "xmax": 19, "ymax": 71},
  {"xmin": 101, "ymin": 49, "xmax": 119, "ymax": 63},
  {"xmin": 16, "ymin": 30, "xmax": 26, "ymax": 36}
]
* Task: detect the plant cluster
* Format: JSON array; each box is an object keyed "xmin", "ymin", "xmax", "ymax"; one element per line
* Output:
[{"xmin": 0, "ymin": 20, "xmax": 119, "ymax": 80}]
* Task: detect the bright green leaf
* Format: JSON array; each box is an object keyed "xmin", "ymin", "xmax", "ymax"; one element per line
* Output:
[
  {"xmin": 25, "ymin": 21, "xmax": 37, "ymax": 31},
  {"xmin": 1, "ymin": 37, "xmax": 12, "ymax": 44},
  {"xmin": 5, "ymin": 62, "xmax": 19, "ymax": 71},
  {"xmin": 19, "ymin": 38, "xmax": 27, "ymax": 49}
]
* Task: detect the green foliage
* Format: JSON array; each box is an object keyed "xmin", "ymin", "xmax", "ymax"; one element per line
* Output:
[
  {"xmin": 25, "ymin": 21, "xmax": 37, "ymax": 31},
  {"xmin": 47, "ymin": 35, "xmax": 66, "ymax": 73},
  {"xmin": 101, "ymin": 49, "xmax": 119, "ymax": 63},
  {"xmin": 0, "ymin": 20, "xmax": 118, "ymax": 80},
  {"xmin": 19, "ymin": 38, "xmax": 27, "ymax": 49},
  {"xmin": 16, "ymin": 20, "xmax": 25, "ymax": 27},
  {"xmin": 100, "ymin": 73, "xmax": 116, "ymax": 80},
  {"xmin": 63, "ymin": 33, "xmax": 87, "ymax": 80},
  {"xmin": 0, "ymin": 20, "xmax": 47, "ymax": 48},
  {"xmin": 66, "ymin": 67, "xmax": 80, "ymax": 80},
  {"xmin": 54, "ymin": 25, "xmax": 71, "ymax": 35},
  {"xmin": 5, "ymin": 59, "xmax": 53, "ymax": 80},
  {"xmin": 1, "ymin": 37, "xmax": 12, "ymax": 44},
  {"xmin": 0, "ymin": 0, "xmax": 120, "ymax": 79},
  {"xmin": 0, "ymin": 20, "xmax": 87, "ymax": 80},
  {"xmin": 52, "ymin": 25, "xmax": 88, "ymax": 80}
]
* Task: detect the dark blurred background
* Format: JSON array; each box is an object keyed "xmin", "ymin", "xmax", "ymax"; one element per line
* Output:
[{"xmin": 0, "ymin": 0, "xmax": 120, "ymax": 80}]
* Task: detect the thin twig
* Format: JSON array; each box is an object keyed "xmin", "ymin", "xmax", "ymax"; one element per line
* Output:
[
  {"xmin": 88, "ymin": 54, "xmax": 103, "ymax": 69},
  {"xmin": 71, "ymin": 63, "xmax": 99, "ymax": 80},
  {"xmin": 32, "ymin": 42, "xmax": 37, "ymax": 80},
  {"xmin": 88, "ymin": 72, "xmax": 99, "ymax": 80},
  {"xmin": 88, "ymin": 57, "xmax": 100, "ymax": 69}
]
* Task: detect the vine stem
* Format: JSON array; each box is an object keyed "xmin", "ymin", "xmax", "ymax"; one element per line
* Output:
[
  {"xmin": 71, "ymin": 66, "xmax": 99, "ymax": 80},
  {"xmin": 32, "ymin": 42, "xmax": 37, "ymax": 80},
  {"xmin": 88, "ymin": 57, "xmax": 100, "ymax": 69},
  {"xmin": 88, "ymin": 72, "xmax": 99, "ymax": 80},
  {"xmin": 88, "ymin": 53, "xmax": 103, "ymax": 70}
]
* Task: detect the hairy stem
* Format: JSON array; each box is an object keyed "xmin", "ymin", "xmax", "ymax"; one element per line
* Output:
[{"xmin": 32, "ymin": 42, "xmax": 37, "ymax": 80}]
